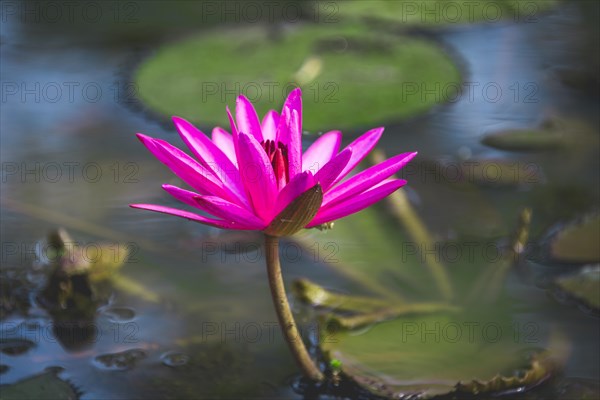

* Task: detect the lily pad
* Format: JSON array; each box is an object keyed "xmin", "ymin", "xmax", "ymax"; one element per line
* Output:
[
  {"xmin": 482, "ymin": 129, "xmax": 566, "ymax": 151},
  {"xmin": 550, "ymin": 214, "xmax": 600, "ymax": 264},
  {"xmin": 320, "ymin": 314, "xmax": 567, "ymax": 399},
  {"xmin": 554, "ymin": 265, "xmax": 600, "ymax": 310},
  {"xmin": 0, "ymin": 372, "xmax": 79, "ymax": 400},
  {"xmin": 135, "ymin": 24, "xmax": 461, "ymax": 132},
  {"xmin": 481, "ymin": 117, "xmax": 599, "ymax": 152}
]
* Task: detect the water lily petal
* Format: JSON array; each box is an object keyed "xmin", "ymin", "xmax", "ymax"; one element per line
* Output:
[
  {"xmin": 136, "ymin": 134, "xmax": 236, "ymax": 202},
  {"xmin": 261, "ymin": 110, "xmax": 279, "ymax": 141},
  {"xmin": 163, "ymin": 184, "xmax": 263, "ymax": 228},
  {"xmin": 172, "ymin": 117, "xmax": 247, "ymax": 206},
  {"xmin": 225, "ymin": 104, "xmax": 239, "ymax": 148},
  {"xmin": 287, "ymin": 109, "xmax": 303, "ymax": 180},
  {"xmin": 324, "ymin": 152, "xmax": 417, "ymax": 207},
  {"xmin": 274, "ymin": 171, "xmax": 316, "ymax": 216},
  {"xmin": 236, "ymin": 95, "xmax": 263, "ymax": 142},
  {"xmin": 211, "ymin": 127, "xmax": 237, "ymax": 165},
  {"xmin": 194, "ymin": 195, "xmax": 266, "ymax": 229},
  {"xmin": 276, "ymin": 88, "xmax": 302, "ymax": 143},
  {"xmin": 130, "ymin": 204, "xmax": 255, "ymax": 230},
  {"xmin": 276, "ymin": 89, "xmax": 302, "ymax": 180},
  {"xmin": 162, "ymin": 184, "xmax": 203, "ymax": 208},
  {"xmin": 314, "ymin": 147, "xmax": 352, "ymax": 191},
  {"xmin": 237, "ymin": 132, "xmax": 277, "ymax": 222},
  {"xmin": 307, "ymin": 179, "xmax": 407, "ymax": 227},
  {"xmin": 302, "ymin": 130, "xmax": 341, "ymax": 174},
  {"xmin": 330, "ymin": 127, "xmax": 384, "ymax": 188},
  {"xmin": 226, "ymin": 106, "xmax": 238, "ymax": 138}
]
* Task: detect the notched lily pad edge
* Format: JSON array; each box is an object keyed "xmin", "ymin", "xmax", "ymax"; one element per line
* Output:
[{"xmin": 319, "ymin": 340, "xmax": 567, "ymax": 399}]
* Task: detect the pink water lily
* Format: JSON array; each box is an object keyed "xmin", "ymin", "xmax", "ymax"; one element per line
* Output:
[{"xmin": 131, "ymin": 88, "xmax": 416, "ymax": 235}]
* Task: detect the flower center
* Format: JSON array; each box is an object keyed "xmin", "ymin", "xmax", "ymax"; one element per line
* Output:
[{"xmin": 261, "ymin": 140, "xmax": 289, "ymax": 189}]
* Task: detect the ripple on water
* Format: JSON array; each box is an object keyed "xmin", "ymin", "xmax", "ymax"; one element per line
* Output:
[
  {"xmin": 160, "ymin": 351, "xmax": 189, "ymax": 367},
  {"xmin": 93, "ymin": 349, "xmax": 147, "ymax": 371},
  {"xmin": 102, "ymin": 307, "xmax": 136, "ymax": 322}
]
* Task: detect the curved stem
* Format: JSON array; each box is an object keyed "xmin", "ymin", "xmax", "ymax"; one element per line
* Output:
[{"xmin": 264, "ymin": 234, "xmax": 324, "ymax": 381}]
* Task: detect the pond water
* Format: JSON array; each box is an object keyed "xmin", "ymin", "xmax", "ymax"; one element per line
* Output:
[{"xmin": 1, "ymin": 2, "xmax": 598, "ymax": 399}]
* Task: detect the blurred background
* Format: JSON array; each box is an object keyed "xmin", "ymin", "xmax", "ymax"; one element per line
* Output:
[{"xmin": 1, "ymin": 1, "xmax": 598, "ymax": 399}]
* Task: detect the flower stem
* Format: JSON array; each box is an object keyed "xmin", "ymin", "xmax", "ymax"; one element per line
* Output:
[{"xmin": 264, "ymin": 234, "xmax": 324, "ymax": 382}]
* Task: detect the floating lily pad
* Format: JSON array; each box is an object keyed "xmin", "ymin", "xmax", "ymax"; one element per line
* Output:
[
  {"xmin": 0, "ymin": 372, "xmax": 79, "ymax": 400},
  {"xmin": 481, "ymin": 117, "xmax": 598, "ymax": 152},
  {"xmin": 320, "ymin": 314, "xmax": 566, "ymax": 399},
  {"xmin": 135, "ymin": 24, "xmax": 460, "ymax": 131},
  {"xmin": 550, "ymin": 214, "xmax": 600, "ymax": 264},
  {"xmin": 482, "ymin": 129, "xmax": 566, "ymax": 151},
  {"xmin": 334, "ymin": 0, "xmax": 559, "ymax": 26},
  {"xmin": 555, "ymin": 265, "xmax": 600, "ymax": 310}
]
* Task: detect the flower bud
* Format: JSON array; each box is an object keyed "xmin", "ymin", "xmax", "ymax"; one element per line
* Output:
[{"xmin": 264, "ymin": 184, "xmax": 323, "ymax": 237}]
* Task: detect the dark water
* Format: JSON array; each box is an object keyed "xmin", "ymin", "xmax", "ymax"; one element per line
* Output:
[{"xmin": 1, "ymin": 1, "xmax": 598, "ymax": 399}]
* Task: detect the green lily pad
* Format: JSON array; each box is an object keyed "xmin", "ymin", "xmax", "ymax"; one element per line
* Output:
[
  {"xmin": 334, "ymin": 0, "xmax": 559, "ymax": 27},
  {"xmin": 0, "ymin": 372, "xmax": 79, "ymax": 400},
  {"xmin": 320, "ymin": 314, "xmax": 567, "ymax": 399},
  {"xmin": 297, "ymin": 179, "xmax": 553, "ymax": 397},
  {"xmin": 134, "ymin": 24, "xmax": 461, "ymax": 132},
  {"xmin": 555, "ymin": 265, "xmax": 600, "ymax": 310},
  {"xmin": 550, "ymin": 214, "xmax": 600, "ymax": 264}
]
